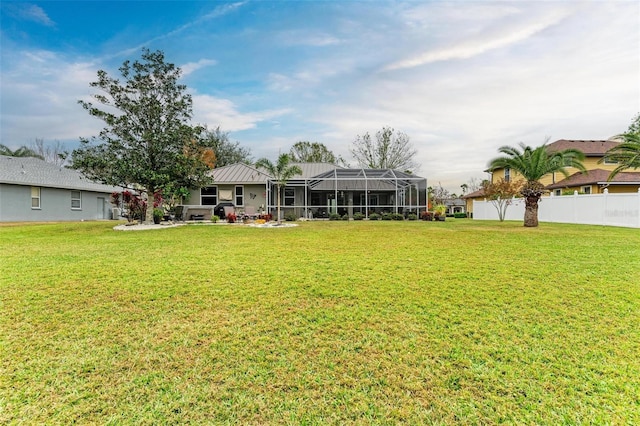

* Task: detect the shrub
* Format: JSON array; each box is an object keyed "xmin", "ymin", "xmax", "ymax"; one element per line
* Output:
[
  {"xmin": 211, "ymin": 215, "xmax": 219, "ymax": 223},
  {"xmin": 391, "ymin": 213, "xmax": 404, "ymax": 221},
  {"xmin": 284, "ymin": 212, "xmax": 297, "ymax": 222},
  {"xmin": 353, "ymin": 212, "xmax": 365, "ymax": 221},
  {"xmin": 329, "ymin": 213, "xmax": 342, "ymax": 221},
  {"xmin": 341, "ymin": 214, "xmax": 349, "ymax": 221},
  {"xmin": 407, "ymin": 213, "xmax": 418, "ymax": 221},
  {"xmin": 369, "ymin": 213, "xmax": 381, "ymax": 221},
  {"xmin": 421, "ymin": 211, "xmax": 434, "ymax": 221},
  {"xmin": 227, "ymin": 213, "xmax": 237, "ymax": 223},
  {"xmin": 381, "ymin": 213, "xmax": 393, "ymax": 221},
  {"xmin": 454, "ymin": 213, "xmax": 467, "ymax": 219}
]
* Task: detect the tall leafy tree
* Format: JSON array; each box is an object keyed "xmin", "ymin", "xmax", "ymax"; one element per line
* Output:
[
  {"xmin": 288, "ymin": 141, "xmax": 345, "ymax": 165},
  {"xmin": 71, "ymin": 49, "xmax": 212, "ymax": 223},
  {"xmin": 0, "ymin": 144, "xmax": 44, "ymax": 160},
  {"xmin": 199, "ymin": 126, "xmax": 252, "ymax": 167},
  {"xmin": 350, "ymin": 126, "xmax": 418, "ymax": 171},
  {"xmin": 488, "ymin": 142, "xmax": 586, "ymax": 227},
  {"xmin": 254, "ymin": 154, "xmax": 302, "ymax": 224},
  {"xmin": 600, "ymin": 132, "xmax": 640, "ymax": 180}
]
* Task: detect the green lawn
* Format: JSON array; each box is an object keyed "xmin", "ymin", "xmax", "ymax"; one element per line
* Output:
[{"xmin": 1, "ymin": 220, "xmax": 639, "ymax": 424}]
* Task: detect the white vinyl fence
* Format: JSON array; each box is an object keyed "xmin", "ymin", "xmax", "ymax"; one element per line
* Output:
[{"xmin": 473, "ymin": 188, "xmax": 640, "ymax": 228}]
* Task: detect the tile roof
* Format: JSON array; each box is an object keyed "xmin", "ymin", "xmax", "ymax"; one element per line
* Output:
[
  {"xmin": 546, "ymin": 139, "xmax": 620, "ymax": 156},
  {"xmin": 462, "ymin": 188, "xmax": 486, "ymax": 199},
  {"xmin": 546, "ymin": 169, "xmax": 640, "ymax": 189},
  {"xmin": 0, "ymin": 155, "xmax": 122, "ymax": 192}
]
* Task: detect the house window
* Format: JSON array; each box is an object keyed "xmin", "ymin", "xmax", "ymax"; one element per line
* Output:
[
  {"xmin": 581, "ymin": 186, "xmax": 591, "ymax": 194},
  {"xmin": 31, "ymin": 187, "xmax": 41, "ymax": 209},
  {"xmin": 554, "ymin": 189, "xmax": 562, "ymax": 196},
  {"xmin": 504, "ymin": 168, "xmax": 511, "ymax": 182},
  {"xmin": 235, "ymin": 185, "xmax": 244, "ymax": 206},
  {"xmin": 284, "ymin": 187, "xmax": 295, "ymax": 206},
  {"xmin": 201, "ymin": 186, "xmax": 218, "ymax": 205},
  {"xmin": 71, "ymin": 191, "xmax": 82, "ymax": 210},
  {"xmin": 603, "ymin": 158, "xmax": 618, "ymax": 165}
]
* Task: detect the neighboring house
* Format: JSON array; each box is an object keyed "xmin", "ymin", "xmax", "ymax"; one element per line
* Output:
[
  {"xmin": 546, "ymin": 169, "xmax": 640, "ymax": 195},
  {"xmin": 0, "ymin": 155, "xmax": 121, "ymax": 222},
  {"xmin": 464, "ymin": 139, "xmax": 640, "ymax": 217},
  {"xmin": 188, "ymin": 162, "xmax": 428, "ymax": 219},
  {"xmin": 462, "ymin": 189, "xmax": 486, "ymax": 218},
  {"xmin": 489, "ymin": 139, "xmax": 640, "ymax": 194},
  {"xmin": 443, "ymin": 198, "xmax": 466, "ymax": 216}
]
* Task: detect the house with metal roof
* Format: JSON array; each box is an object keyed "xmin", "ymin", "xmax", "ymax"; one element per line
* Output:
[
  {"xmin": 186, "ymin": 162, "xmax": 428, "ymax": 220},
  {"xmin": 0, "ymin": 155, "xmax": 122, "ymax": 222}
]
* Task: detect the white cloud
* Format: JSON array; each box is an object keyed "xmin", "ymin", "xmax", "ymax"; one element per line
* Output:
[
  {"xmin": 21, "ymin": 4, "xmax": 55, "ymax": 27},
  {"xmin": 181, "ymin": 59, "xmax": 217, "ymax": 77},
  {"xmin": 383, "ymin": 6, "xmax": 573, "ymax": 71},
  {"xmin": 0, "ymin": 50, "xmax": 103, "ymax": 144},
  {"xmin": 192, "ymin": 94, "xmax": 292, "ymax": 132}
]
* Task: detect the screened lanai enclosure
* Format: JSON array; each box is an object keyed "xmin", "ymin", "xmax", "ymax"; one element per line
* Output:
[{"xmin": 265, "ymin": 168, "xmax": 428, "ymax": 219}]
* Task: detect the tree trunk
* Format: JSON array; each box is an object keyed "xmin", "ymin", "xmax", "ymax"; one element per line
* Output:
[
  {"xmin": 276, "ymin": 186, "xmax": 281, "ymax": 224},
  {"xmin": 144, "ymin": 190, "xmax": 154, "ymax": 225},
  {"xmin": 523, "ymin": 195, "xmax": 539, "ymax": 227}
]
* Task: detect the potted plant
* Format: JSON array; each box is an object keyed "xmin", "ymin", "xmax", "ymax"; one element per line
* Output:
[
  {"xmin": 153, "ymin": 208, "xmax": 164, "ymax": 224},
  {"xmin": 434, "ymin": 204, "xmax": 447, "ymax": 221}
]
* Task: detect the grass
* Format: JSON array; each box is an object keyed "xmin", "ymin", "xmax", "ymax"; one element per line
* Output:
[{"xmin": 1, "ymin": 220, "xmax": 639, "ymax": 424}]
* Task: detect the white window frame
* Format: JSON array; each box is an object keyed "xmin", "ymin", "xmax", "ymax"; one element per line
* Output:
[
  {"xmin": 581, "ymin": 186, "xmax": 591, "ymax": 194},
  {"xmin": 201, "ymin": 186, "xmax": 218, "ymax": 205},
  {"xmin": 504, "ymin": 167, "xmax": 511, "ymax": 182},
  {"xmin": 554, "ymin": 189, "xmax": 562, "ymax": 196},
  {"xmin": 71, "ymin": 190, "xmax": 82, "ymax": 210},
  {"xmin": 31, "ymin": 187, "xmax": 41, "ymax": 209},
  {"xmin": 235, "ymin": 185, "xmax": 244, "ymax": 207}
]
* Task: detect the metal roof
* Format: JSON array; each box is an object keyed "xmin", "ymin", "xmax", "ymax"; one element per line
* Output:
[
  {"xmin": 209, "ymin": 163, "xmax": 271, "ymax": 183},
  {"xmin": 0, "ymin": 155, "xmax": 122, "ymax": 193},
  {"xmin": 291, "ymin": 162, "xmax": 345, "ymax": 179}
]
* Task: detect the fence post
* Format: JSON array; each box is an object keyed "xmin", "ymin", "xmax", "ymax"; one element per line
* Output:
[
  {"xmin": 637, "ymin": 188, "xmax": 640, "ymax": 228},
  {"xmin": 602, "ymin": 188, "xmax": 608, "ymax": 226}
]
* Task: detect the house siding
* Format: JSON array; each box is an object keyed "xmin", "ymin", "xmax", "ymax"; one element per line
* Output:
[{"xmin": 0, "ymin": 183, "xmax": 112, "ymax": 222}]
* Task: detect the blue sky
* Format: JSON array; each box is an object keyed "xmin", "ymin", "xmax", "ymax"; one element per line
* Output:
[{"xmin": 1, "ymin": 1, "xmax": 638, "ymax": 192}]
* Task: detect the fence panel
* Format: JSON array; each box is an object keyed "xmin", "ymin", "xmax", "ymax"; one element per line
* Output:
[{"xmin": 473, "ymin": 189, "xmax": 640, "ymax": 228}]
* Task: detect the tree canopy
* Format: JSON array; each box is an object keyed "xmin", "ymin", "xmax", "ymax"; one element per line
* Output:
[
  {"xmin": 288, "ymin": 141, "xmax": 345, "ymax": 165},
  {"xmin": 601, "ymin": 132, "xmax": 640, "ymax": 180},
  {"xmin": 481, "ymin": 178, "xmax": 523, "ymax": 222},
  {"xmin": 350, "ymin": 127, "xmax": 418, "ymax": 171},
  {"xmin": 626, "ymin": 112, "xmax": 640, "ymax": 134},
  {"xmin": 488, "ymin": 142, "xmax": 586, "ymax": 227},
  {"xmin": 71, "ymin": 49, "xmax": 213, "ymax": 223},
  {"xmin": 199, "ymin": 127, "xmax": 252, "ymax": 167},
  {"xmin": 0, "ymin": 144, "xmax": 44, "ymax": 160}
]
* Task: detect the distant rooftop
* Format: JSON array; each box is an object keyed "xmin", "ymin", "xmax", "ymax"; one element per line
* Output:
[{"xmin": 0, "ymin": 155, "xmax": 122, "ymax": 192}]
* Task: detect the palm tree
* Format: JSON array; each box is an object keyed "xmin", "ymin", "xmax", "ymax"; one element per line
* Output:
[
  {"xmin": 255, "ymin": 154, "xmax": 302, "ymax": 224},
  {"xmin": 0, "ymin": 144, "xmax": 44, "ymax": 159},
  {"xmin": 488, "ymin": 142, "xmax": 586, "ymax": 227},
  {"xmin": 600, "ymin": 132, "xmax": 640, "ymax": 180}
]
